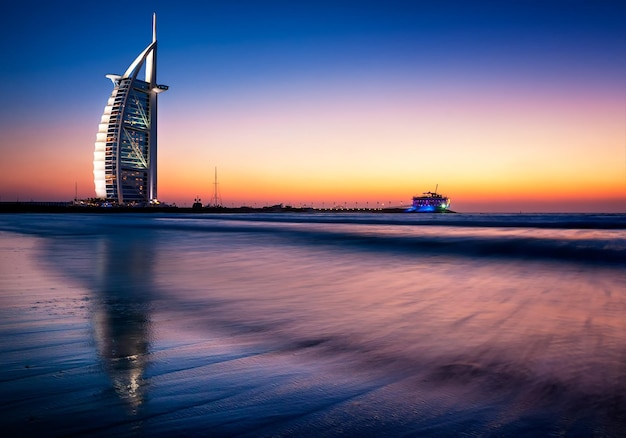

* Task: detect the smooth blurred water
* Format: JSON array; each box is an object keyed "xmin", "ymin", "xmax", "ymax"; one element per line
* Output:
[{"xmin": 0, "ymin": 213, "xmax": 625, "ymax": 436}]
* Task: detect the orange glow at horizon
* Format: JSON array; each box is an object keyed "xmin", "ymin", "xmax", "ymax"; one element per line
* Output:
[{"xmin": 150, "ymin": 84, "xmax": 625, "ymax": 211}]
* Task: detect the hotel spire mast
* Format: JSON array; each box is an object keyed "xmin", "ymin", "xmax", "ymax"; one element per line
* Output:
[{"xmin": 147, "ymin": 12, "xmax": 158, "ymax": 202}]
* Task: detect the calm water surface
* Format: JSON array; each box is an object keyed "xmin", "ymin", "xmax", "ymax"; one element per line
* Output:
[{"xmin": 0, "ymin": 213, "xmax": 624, "ymax": 436}]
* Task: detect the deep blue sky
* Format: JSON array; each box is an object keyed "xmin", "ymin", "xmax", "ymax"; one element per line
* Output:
[{"xmin": 2, "ymin": 1, "xmax": 623, "ymax": 114}]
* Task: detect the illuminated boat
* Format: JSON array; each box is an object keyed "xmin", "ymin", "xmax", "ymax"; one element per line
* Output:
[{"xmin": 407, "ymin": 186, "xmax": 451, "ymax": 212}]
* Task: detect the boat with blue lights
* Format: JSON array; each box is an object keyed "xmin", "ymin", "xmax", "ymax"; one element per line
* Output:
[{"xmin": 406, "ymin": 186, "xmax": 451, "ymax": 212}]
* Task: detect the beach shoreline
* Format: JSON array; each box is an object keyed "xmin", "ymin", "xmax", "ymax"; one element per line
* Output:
[{"xmin": 1, "ymin": 215, "xmax": 625, "ymax": 436}]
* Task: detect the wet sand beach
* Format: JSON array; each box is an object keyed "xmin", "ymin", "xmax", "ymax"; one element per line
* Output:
[{"xmin": 1, "ymin": 213, "xmax": 625, "ymax": 436}]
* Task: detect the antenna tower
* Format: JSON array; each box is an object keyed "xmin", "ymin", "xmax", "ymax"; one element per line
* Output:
[{"xmin": 211, "ymin": 167, "xmax": 222, "ymax": 207}]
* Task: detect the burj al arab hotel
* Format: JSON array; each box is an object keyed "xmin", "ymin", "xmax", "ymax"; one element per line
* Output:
[{"xmin": 93, "ymin": 14, "xmax": 168, "ymax": 204}]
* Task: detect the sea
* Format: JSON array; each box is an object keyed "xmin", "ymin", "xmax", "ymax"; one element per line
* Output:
[{"xmin": 0, "ymin": 212, "xmax": 625, "ymax": 437}]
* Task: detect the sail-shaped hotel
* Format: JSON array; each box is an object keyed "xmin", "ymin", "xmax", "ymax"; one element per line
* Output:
[{"xmin": 93, "ymin": 14, "xmax": 168, "ymax": 204}]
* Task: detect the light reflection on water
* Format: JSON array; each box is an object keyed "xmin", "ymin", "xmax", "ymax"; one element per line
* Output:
[
  {"xmin": 88, "ymin": 231, "xmax": 155, "ymax": 413},
  {"xmin": 148, "ymin": 219, "xmax": 626, "ymax": 430},
  {"xmin": 9, "ymin": 214, "xmax": 626, "ymax": 434},
  {"xmin": 154, "ymin": 226, "xmax": 625, "ymax": 373}
]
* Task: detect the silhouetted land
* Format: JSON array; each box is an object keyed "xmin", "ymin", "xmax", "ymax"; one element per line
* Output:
[{"xmin": 0, "ymin": 202, "xmax": 422, "ymax": 214}]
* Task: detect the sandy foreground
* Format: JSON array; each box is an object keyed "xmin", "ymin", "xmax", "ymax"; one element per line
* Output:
[
  {"xmin": 0, "ymin": 231, "xmax": 454, "ymax": 437},
  {"xmin": 1, "ymin": 223, "xmax": 625, "ymax": 437}
]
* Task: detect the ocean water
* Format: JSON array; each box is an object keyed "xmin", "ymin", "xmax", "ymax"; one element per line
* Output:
[{"xmin": 0, "ymin": 212, "xmax": 625, "ymax": 437}]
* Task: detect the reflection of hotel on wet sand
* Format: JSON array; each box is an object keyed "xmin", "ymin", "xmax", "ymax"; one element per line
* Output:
[
  {"xmin": 90, "ymin": 232, "xmax": 154, "ymax": 413},
  {"xmin": 91, "ymin": 266, "xmax": 151, "ymax": 411}
]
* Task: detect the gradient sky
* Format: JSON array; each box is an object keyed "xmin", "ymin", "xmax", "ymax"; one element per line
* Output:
[{"xmin": 0, "ymin": 0, "xmax": 624, "ymax": 212}]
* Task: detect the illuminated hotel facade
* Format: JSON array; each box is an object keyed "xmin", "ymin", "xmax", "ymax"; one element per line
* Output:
[{"xmin": 93, "ymin": 14, "xmax": 168, "ymax": 204}]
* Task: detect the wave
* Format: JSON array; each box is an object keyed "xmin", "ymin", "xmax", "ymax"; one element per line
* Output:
[
  {"xmin": 147, "ymin": 217, "xmax": 626, "ymax": 265},
  {"xmin": 175, "ymin": 212, "xmax": 626, "ymax": 229},
  {"xmin": 1, "ymin": 213, "xmax": 624, "ymax": 265}
]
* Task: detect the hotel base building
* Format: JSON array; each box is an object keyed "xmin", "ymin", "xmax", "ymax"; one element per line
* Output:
[{"xmin": 93, "ymin": 14, "xmax": 168, "ymax": 204}]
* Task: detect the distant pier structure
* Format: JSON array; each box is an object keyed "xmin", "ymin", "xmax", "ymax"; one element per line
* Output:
[{"xmin": 93, "ymin": 14, "xmax": 168, "ymax": 204}]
